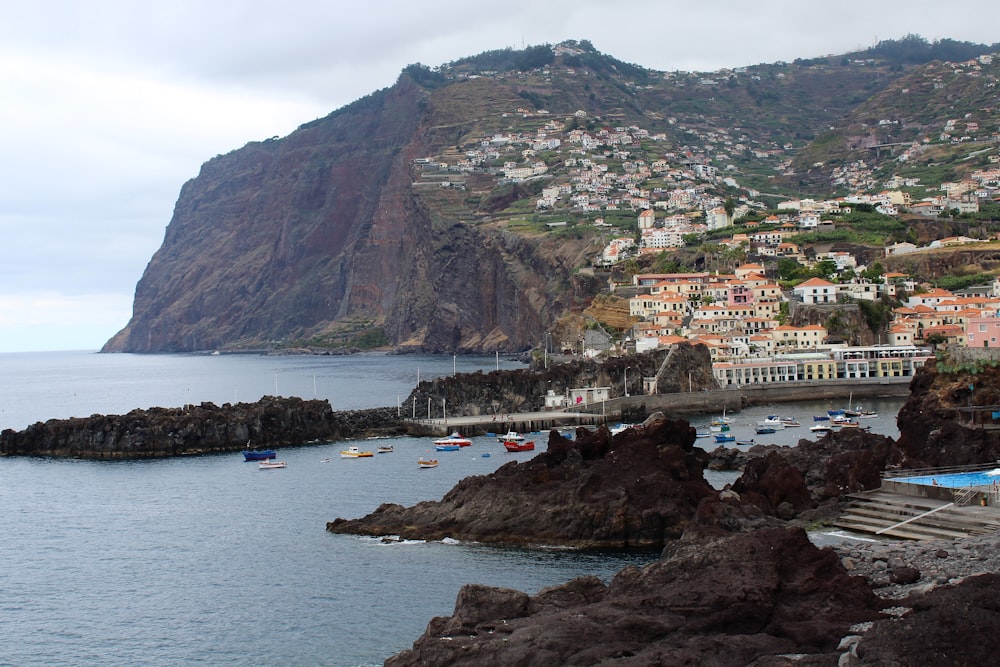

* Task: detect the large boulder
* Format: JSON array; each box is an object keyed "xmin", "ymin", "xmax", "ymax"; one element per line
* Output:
[{"xmin": 386, "ymin": 527, "xmax": 884, "ymax": 666}]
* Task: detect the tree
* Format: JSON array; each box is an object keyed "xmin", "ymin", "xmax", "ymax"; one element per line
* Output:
[{"xmin": 815, "ymin": 258, "xmax": 838, "ymax": 281}]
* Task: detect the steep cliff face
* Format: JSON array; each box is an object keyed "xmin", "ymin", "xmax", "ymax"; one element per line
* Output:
[{"xmin": 103, "ymin": 76, "xmax": 591, "ymax": 353}]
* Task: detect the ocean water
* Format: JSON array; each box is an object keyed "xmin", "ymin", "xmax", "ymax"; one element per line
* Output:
[
  {"xmin": 0, "ymin": 352, "xmax": 906, "ymax": 666},
  {"xmin": 0, "ymin": 351, "xmax": 658, "ymax": 667}
]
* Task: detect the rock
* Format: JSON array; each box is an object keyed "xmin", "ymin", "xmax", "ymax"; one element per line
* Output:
[
  {"xmin": 890, "ymin": 566, "xmax": 921, "ymax": 585},
  {"xmin": 856, "ymin": 574, "xmax": 1000, "ymax": 665},
  {"xmin": 328, "ymin": 415, "xmax": 718, "ymax": 548},
  {"xmin": 0, "ymin": 397, "xmax": 402, "ymax": 459},
  {"xmin": 385, "ymin": 528, "xmax": 884, "ymax": 666}
]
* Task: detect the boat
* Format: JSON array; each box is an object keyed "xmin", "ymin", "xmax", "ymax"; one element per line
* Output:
[
  {"xmin": 243, "ymin": 449, "xmax": 277, "ymax": 461},
  {"xmin": 481, "ymin": 452, "xmax": 491, "ymax": 458},
  {"xmin": 827, "ymin": 408, "xmax": 845, "ymax": 417},
  {"xmin": 340, "ymin": 446, "xmax": 374, "ymax": 458},
  {"xmin": 778, "ymin": 417, "xmax": 800, "ymax": 427},
  {"xmin": 754, "ymin": 425, "xmax": 776, "ymax": 435},
  {"xmin": 714, "ymin": 433, "xmax": 736, "ymax": 443},
  {"xmin": 435, "ymin": 443, "xmax": 461, "ymax": 451},
  {"xmin": 813, "ymin": 415, "xmax": 830, "ymax": 421},
  {"xmin": 695, "ymin": 431, "xmax": 711, "ymax": 439},
  {"xmin": 851, "ymin": 405, "xmax": 878, "ymax": 418},
  {"xmin": 504, "ymin": 440, "xmax": 535, "ymax": 452},
  {"xmin": 830, "ymin": 415, "xmax": 859, "ymax": 427},
  {"xmin": 810, "ymin": 424, "xmax": 833, "ymax": 433},
  {"xmin": 434, "ymin": 432, "xmax": 472, "ymax": 447},
  {"xmin": 757, "ymin": 416, "xmax": 786, "ymax": 430},
  {"xmin": 735, "ymin": 439, "xmax": 754, "ymax": 446},
  {"xmin": 377, "ymin": 445, "xmax": 394, "ymax": 454},
  {"xmin": 258, "ymin": 459, "xmax": 286, "ymax": 469},
  {"xmin": 496, "ymin": 431, "xmax": 524, "ymax": 442},
  {"xmin": 418, "ymin": 458, "xmax": 439, "ymax": 468}
]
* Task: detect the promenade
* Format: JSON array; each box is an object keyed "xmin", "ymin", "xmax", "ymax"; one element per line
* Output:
[{"xmin": 404, "ymin": 377, "xmax": 912, "ymax": 437}]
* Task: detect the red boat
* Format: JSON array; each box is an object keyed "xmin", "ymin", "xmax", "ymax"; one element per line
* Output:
[{"xmin": 504, "ymin": 440, "xmax": 535, "ymax": 452}]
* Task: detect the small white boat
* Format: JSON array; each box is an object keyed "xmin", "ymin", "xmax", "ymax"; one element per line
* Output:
[
  {"xmin": 757, "ymin": 416, "xmax": 786, "ymax": 430},
  {"xmin": 809, "ymin": 424, "xmax": 833, "ymax": 434},
  {"xmin": 258, "ymin": 459, "xmax": 287, "ymax": 469},
  {"xmin": 778, "ymin": 417, "xmax": 800, "ymax": 427},
  {"xmin": 496, "ymin": 430, "xmax": 524, "ymax": 442},
  {"xmin": 377, "ymin": 445, "xmax": 394, "ymax": 454},
  {"xmin": 434, "ymin": 432, "xmax": 472, "ymax": 447}
]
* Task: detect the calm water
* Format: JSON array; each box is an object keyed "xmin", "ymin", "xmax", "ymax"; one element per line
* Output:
[
  {"xmin": 0, "ymin": 351, "xmax": 661, "ymax": 667},
  {"xmin": 0, "ymin": 352, "xmax": 906, "ymax": 666}
]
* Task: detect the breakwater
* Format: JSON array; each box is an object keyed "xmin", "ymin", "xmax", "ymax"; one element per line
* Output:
[{"xmin": 0, "ymin": 396, "xmax": 405, "ymax": 459}]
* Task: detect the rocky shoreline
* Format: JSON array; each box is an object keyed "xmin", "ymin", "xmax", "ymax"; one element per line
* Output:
[{"xmin": 0, "ymin": 396, "xmax": 405, "ymax": 458}]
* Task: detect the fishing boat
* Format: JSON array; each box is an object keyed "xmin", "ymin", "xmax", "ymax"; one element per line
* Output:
[
  {"xmin": 813, "ymin": 415, "xmax": 830, "ymax": 421},
  {"xmin": 435, "ymin": 443, "xmax": 461, "ymax": 451},
  {"xmin": 340, "ymin": 446, "xmax": 374, "ymax": 458},
  {"xmin": 503, "ymin": 440, "xmax": 535, "ymax": 452},
  {"xmin": 258, "ymin": 459, "xmax": 286, "ymax": 469},
  {"xmin": 714, "ymin": 433, "xmax": 736, "ymax": 443},
  {"xmin": 778, "ymin": 417, "xmax": 800, "ymax": 427},
  {"xmin": 418, "ymin": 458, "xmax": 438, "ymax": 468},
  {"xmin": 496, "ymin": 431, "xmax": 524, "ymax": 442},
  {"xmin": 735, "ymin": 439, "xmax": 754, "ymax": 446},
  {"xmin": 810, "ymin": 424, "xmax": 833, "ymax": 434},
  {"xmin": 243, "ymin": 449, "xmax": 277, "ymax": 461},
  {"xmin": 377, "ymin": 445, "xmax": 394, "ymax": 454},
  {"xmin": 434, "ymin": 432, "xmax": 472, "ymax": 447},
  {"xmin": 755, "ymin": 425, "xmax": 776, "ymax": 435}
]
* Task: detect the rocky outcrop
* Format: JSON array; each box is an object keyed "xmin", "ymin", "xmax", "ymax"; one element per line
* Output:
[
  {"xmin": 895, "ymin": 354, "xmax": 1000, "ymax": 467},
  {"xmin": 405, "ymin": 344, "xmax": 715, "ymax": 417},
  {"xmin": 0, "ymin": 397, "xmax": 403, "ymax": 459},
  {"xmin": 385, "ymin": 527, "xmax": 884, "ymax": 666},
  {"xmin": 328, "ymin": 414, "xmax": 718, "ymax": 548}
]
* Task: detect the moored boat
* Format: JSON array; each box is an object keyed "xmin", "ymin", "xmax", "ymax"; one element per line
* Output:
[
  {"xmin": 813, "ymin": 415, "xmax": 830, "ymax": 421},
  {"xmin": 434, "ymin": 432, "xmax": 472, "ymax": 447},
  {"xmin": 435, "ymin": 443, "xmax": 461, "ymax": 451},
  {"xmin": 377, "ymin": 445, "xmax": 394, "ymax": 454},
  {"xmin": 755, "ymin": 425, "xmax": 776, "ymax": 435},
  {"xmin": 417, "ymin": 458, "xmax": 438, "ymax": 468},
  {"xmin": 810, "ymin": 424, "xmax": 833, "ymax": 433},
  {"xmin": 503, "ymin": 440, "xmax": 535, "ymax": 452},
  {"xmin": 778, "ymin": 417, "xmax": 800, "ymax": 427},
  {"xmin": 341, "ymin": 446, "xmax": 374, "ymax": 458},
  {"xmin": 714, "ymin": 433, "xmax": 736, "ymax": 443},
  {"xmin": 258, "ymin": 459, "xmax": 286, "ymax": 469},
  {"xmin": 735, "ymin": 439, "xmax": 754, "ymax": 446},
  {"xmin": 496, "ymin": 431, "xmax": 524, "ymax": 442},
  {"xmin": 758, "ymin": 416, "xmax": 786, "ymax": 430}
]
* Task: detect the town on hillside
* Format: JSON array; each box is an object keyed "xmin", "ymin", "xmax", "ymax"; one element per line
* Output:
[{"xmin": 409, "ymin": 46, "xmax": 1000, "ymax": 391}]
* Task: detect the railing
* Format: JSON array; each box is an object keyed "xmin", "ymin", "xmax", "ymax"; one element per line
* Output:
[
  {"xmin": 883, "ymin": 461, "xmax": 1000, "ymax": 479},
  {"xmin": 876, "ymin": 502, "xmax": 956, "ymax": 535}
]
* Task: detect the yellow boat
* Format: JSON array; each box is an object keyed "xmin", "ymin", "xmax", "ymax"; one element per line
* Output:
[
  {"xmin": 341, "ymin": 446, "xmax": 374, "ymax": 458},
  {"xmin": 418, "ymin": 458, "xmax": 438, "ymax": 468}
]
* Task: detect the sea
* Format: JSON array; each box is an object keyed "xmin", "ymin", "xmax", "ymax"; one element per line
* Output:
[{"xmin": 0, "ymin": 351, "xmax": 907, "ymax": 666}]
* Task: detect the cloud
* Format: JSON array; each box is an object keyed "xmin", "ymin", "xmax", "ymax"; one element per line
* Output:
[{"xmin": 0, "ymin": 0, "xmax": 998, "ymax": 352}]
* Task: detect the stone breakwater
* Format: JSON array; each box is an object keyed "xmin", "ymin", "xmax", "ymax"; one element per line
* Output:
[{"xmin": 0, "ymin": 396, "xmax": 405, "ymax": 459}]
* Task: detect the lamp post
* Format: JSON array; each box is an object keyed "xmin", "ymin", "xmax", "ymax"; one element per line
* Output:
[{"xmin": 624, "ymin": 367, "xmax": 630, "ymax": 397}]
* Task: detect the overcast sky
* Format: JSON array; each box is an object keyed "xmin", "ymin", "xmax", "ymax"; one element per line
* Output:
[{"xmin": 1, "ymin": 1, "xmax": 997, "ymax": 352}]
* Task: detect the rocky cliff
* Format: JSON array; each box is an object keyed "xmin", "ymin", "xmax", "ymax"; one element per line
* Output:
[{"xmin": 102, "ymin": 75, "xmax": 598, "ymax": 354}]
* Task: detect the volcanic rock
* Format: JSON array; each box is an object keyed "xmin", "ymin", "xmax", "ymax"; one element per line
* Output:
[
  {"xmin": 0, "ymin": 397, "xmax": 403, "ymax": 459},
  {"xmin": 385, "ymin": 527, "xmax": 884, "ymax": 666},
  {"xmin": 327, "ymin": 414, "xmax": 718, "ymax": 548}
]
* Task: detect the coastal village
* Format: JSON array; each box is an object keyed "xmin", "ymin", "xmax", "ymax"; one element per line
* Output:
[{"xmin": 412, "ymin": 48, "xmax": 1000, "ymax": 393}]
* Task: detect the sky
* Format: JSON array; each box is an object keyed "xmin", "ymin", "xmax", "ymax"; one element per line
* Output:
[{"xmin": 1, "ymin": 1, "xmax": 998, "ymax": 353}]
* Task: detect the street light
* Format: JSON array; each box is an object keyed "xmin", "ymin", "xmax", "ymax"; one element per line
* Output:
[{"xmin": 624, "ymin": 367, "xmax": 630, "ymax": 397}]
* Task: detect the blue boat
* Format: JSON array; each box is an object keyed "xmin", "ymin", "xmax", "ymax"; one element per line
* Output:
[
  {"xmin": 827, "ymin": 409, "xmax": 845, "ymax": 417},
  {"xmin": 243, "ymin": 449, "xmax": 277, "ymax": 461},
  {"xmin": 435, "ymin": 443, "xmax": 461, "ymax": 451},
  {"xmin": 755, "ymin": 426, "xmax": 776, "ymax": 435},
  {"xmin": 813, "ymin": 415, "xmax": 830, "ymax": 421},
  {"xmin": 714, "ymin": 433, "xmax": 736, "ymax": 443}
]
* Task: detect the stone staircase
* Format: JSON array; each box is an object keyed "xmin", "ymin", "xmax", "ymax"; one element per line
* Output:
[{"xmin": 835, "ymin": 490, "xmax": 1000, "ymax": 541}]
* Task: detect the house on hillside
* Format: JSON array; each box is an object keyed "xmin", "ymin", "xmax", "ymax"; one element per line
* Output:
[{"xmin": 792, "ymin": 277, "xmax": 838, "ymax": 304}]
